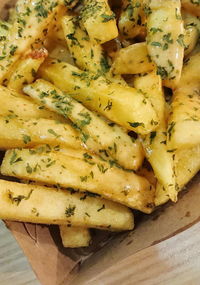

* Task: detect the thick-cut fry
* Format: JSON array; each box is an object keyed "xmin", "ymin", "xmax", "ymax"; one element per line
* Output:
[
  {"xmin": 59, "ymin": 226, "xmax": 91, "ymax": 248},
  {"xmin": 133, "ymin": 70, "xmax": 165, "ymax": 121},
  {"xmin": 181, "ymin": 0, "xmax": 200, "ymax": 17},
  {"xmin": 118, "ymin": 0, "xmax": 147, "ymax": 39},
  {"xmin": 62, "ymin": 15, "xmax": 126, "ymax": 86},
  {"xmin": 24, "ymin": 79, "xmax": 144, "ymax": 170},
  {"xmin": 80, "ymin": 0, "xmax": 118, "ymax": 44},
  {"xmin": 62, "ymin": 15, "xmax": 104, "ymax": 73},
  {"xmin": 0, "ymin": 179, "xmax": 134, "ymax": 231},
  {"xmin": 155, "ymin": 144, "xmax": 200, "ymax": 206},
  {"xmin": 0, "ymin": 117, "xmax": 82, "ymax": 150},
  {"xmin": 134, "ymin": 71, "xmax": 177, "ymax": 202},
  {"xmin": 147, "ymin": 0, "xmax": 185, "ymax": 88},
  {"xmin": 46, "ymin": 4, "xmax": 67, "ymax": 45},
  {"xmin": 0, "ymin": 85, "xmax": 65, "ymax": 122},
  {"xmin": 175, "ymin": 144, "xmax": 200, "ymax": 189},
  {"xmin": 0, "ymin": 0, "xmax": 61, "ymax": 83},
  {"xmin": 112, "ymin": 43, "xmax": 154, "ymax": 75},
  {"xmin": 154, "ymin": 182, "xmax": 170, "ymax": 206},
  {"xmin": 38, "ymin": 59, "xmax": 159, "ymax": 134},
  {"xmin": 7, "ymin": 48, "xmax": 48, "ymax": 92},
  {"xmin": 1, "ymin": 146, "xmax": 155, "ymax": 213},
  {"xmin": 143, "ymin": 121, "xmax": 177, "ymax": 203},
  {"xmin": 167, "ymin": 53, "xmax": 200, "ymax": 149},
  {"xmin": 184, "ymin": 14, "xmax": 199, "ymax": 56}
]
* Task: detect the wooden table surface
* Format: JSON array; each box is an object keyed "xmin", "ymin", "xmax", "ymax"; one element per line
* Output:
[{"xmin": 0, "ymin": 221, "xmax": 39, "ymax": 285}]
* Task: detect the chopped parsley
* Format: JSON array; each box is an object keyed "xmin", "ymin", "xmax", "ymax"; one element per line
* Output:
[
  {"xmin": 97, "ymin": 204, "xmax": 105, "ymax": 212},
  {"xmin": 10, "ymin": 150, "xmax": 23, "ymax": 165},
  {"xmin": 48, "ymin": 129, "xmax": 61, "ymax": 138},
  {"xmin": 8, "ymin": 189, "xmax": 33, "ymax": 206},
  {"xmin": 22, "ymin": 135, "xmax": 31, "ymax": 144},
  {"xmin": 65, "ymin": 205, "xmax": 76, "ymax": 217},
  {"xmin": 128, "ymin": 122, "xmax": 144, "ymax": 128},
  {"xmin": 101, "ymin": 13, "xmax": 115, "ymax": 23}
]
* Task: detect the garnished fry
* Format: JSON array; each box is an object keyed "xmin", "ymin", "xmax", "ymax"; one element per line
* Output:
[
  {"xmin": 7, "ymin": 48, "xmax": 48, "ymax": 92},
  {"xmin": 1, "ymin": 146, "xmax": 155, "ymax": 213},
  {"xmin": 0, "ymin": 117, "xmax": 82, "ymax": 150},
  {"xmin": 0, "ymin": 0, "xmax": 62, "ymax": 83},
  {"xmin": 38, "ymin": 59, "xmax": 159, "ymax": 134},
  {"xmin": 24, "ymin": 79, "xmax": 144, "ymax": 170},
  {"xmin": 80, "ymin": 0, "xmax": 118, "ymax": 44},
  {"xmin": 147, "ymin": 0, "xmax": 185, "ymax": 88},
  {"xmin": 0, "ymin": 85, "xmax": 65, "ymax": 122},
  {"xmin": 112, "ymin": 43, "xmax": 154, "ymax": 75},
  {"xmin": 167, "ymin": 53, "xmax": 200, "ymax": 149},
  {"xmin": 0, "ymin": 179, "xmax": 134, "ymax": 231}
]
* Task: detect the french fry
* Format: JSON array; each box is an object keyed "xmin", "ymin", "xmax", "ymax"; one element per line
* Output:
[
  {"xmin": 154, "ymin": 182, "xmax": 170, "ymax": 206},
  {"xmin": 181, "ymin": 0, "xmax": 200, "ymax": 17},
  {"xmin": 155, "ymin": 144, "xmax": 200, "ymax": 206},
  {"xmin": 7, "ymin": 48, "xmax": 48, "ymax": 92},
  {"xmin": 175, "ymin": 144, "xmax": 200, "ymax": 189},
  {"xmin": 24, "ymin": 79, "xmax": 144, "ymax": 170},
  {"xmin": 167, "ymin": 53, "xmax": 200, "ymax": 149},
  {"xmin": 147, "ymin": 0, "xmax": 185, "ymax": 88},
  {"xmin": 184, "ymin": 14, "xmax": 199, "ymax": 56},
  {"xmin": 0, "ymin": 116, "xmax": 82, "ymax": 150},
  {"xmin": 80, "ymin": 0, "xmax": 118, "ymax": 44},
  {"xmin": 118, "ymin": 0, "xmax": 147, "ymax": 39},
  {"xmin": 1, "ymin": 146, "xmax": 155, "ymax": 213},
  {"xmin": 0, "ymin": 0, "xmax": 62, "ymax": 83},
  {"xmin": 46, "ymin": 4, "xmax": 67, "ymax": 45},
  {"xmin": 0, "ymin": 85, "xmax": 65, "ymax": 122},
  {"xmin": 143, "ymin": 121, "xmax": 177, "ymax": 203},
  {"xmin": 62, "ymin": 15, "xmax": 104, "ymax": 73},
  {"xmin": 133, "ymin": 70, "xmax": 165, "ymax": 121},
  {"xmin": 38, "ymin": 59, "xmax": 159, "ymax": 134},
  {"xmin": 62, "ymin": 15, "xmax": 126, "ymax": 86},
  {"xmin": 134, "ymin": 71, "xmax": 177, "ymax": 202},
  {"xmin": 59, "ymin": 226, "xmax": 91, "ymax": 248},
  {"xmin": 0, "ymin": 179, "xmax": 134, "ymax": 231},
  {"xmin": 112, "ymin": 43, "xmax": 154, "ymax": 75}
]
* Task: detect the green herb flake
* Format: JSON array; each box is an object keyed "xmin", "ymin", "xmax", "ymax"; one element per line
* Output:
[
  {"xmin": 26, "ymin": 163, "xmax": 33, "ymax": 174},
  {"xmin": 150, "ymin": 131, "xmax": 157, "ymax": 144},
  {"xmin": 128, "ymin": 122, "xmax": 144, "ymax": 128},
  {"xmin": 22, "ymin": 135, "xmax": 31, "ymax": 144},
  {"xmin": 10, "ymin": 150, "xmax": 23, "ymax": 165},
  {"xmin": 101, "ymin": 13, "xmax": 115, "ymax": 23},
  {"xmin": 151, "ymin": 42, "xmax": 162, "ymax": 47},
  {"xmin": 177, "ymin": 34, "xmax": 185, "ymax": 47},
  {"xmin": 8, "ymin": 189, "xmax": 33, "ymax": 206},
  {"xmin": 97, "ymin": 204, "xmax": 105, "ymax": 212},
  {"xmin": 65, "ymin": 205, "xmax": 76, "ymax": 217},
  {"xmin": 9, "ymin": 45, "xmax": 18, "ymax": 56},
  {"xmin": 48, "ymin": 129, "xmax": 61, "ymax": 138}
]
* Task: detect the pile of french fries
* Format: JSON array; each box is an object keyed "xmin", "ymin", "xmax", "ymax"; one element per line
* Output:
[{"xmin": 0, "ymin": 0, "xmax": 199, "ymax": 248}]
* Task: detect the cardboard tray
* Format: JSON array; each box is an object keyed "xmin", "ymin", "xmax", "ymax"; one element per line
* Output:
[{"xmin": 1, "ymin": 1, "xmax": 200, "ymax": 284}]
